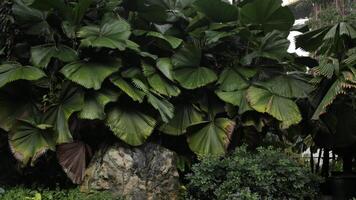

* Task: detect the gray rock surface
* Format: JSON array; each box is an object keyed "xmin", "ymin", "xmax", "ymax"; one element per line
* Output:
[{"xmin": 80, "ymin": 143, "xmax": 180, "ymax": 200}]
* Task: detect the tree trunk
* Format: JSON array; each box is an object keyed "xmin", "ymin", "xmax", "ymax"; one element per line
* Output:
[
  {"xmin": 343, "ymin": 153, "xmax": 353, "ymax": 173},
  {"xmin": 322, "ymin": 148, "xmax": 330, "ymax": 177}
]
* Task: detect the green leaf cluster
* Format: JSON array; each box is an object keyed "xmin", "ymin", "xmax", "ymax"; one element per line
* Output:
[{"xmin": 0, "ymin": 0, "xmax": 319, "ymax": 184}]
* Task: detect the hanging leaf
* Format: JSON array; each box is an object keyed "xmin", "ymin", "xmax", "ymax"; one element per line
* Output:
[
  {"xmin": 159, "ymin": 104, "xmax": 204, "ymax": 136},
  {"xmin": 246, "ymin": 86, "xmax": 302, "ymax": 128},
  {"xmin": 216, "ymin": 89, "xmax": 253, "ymax": 114},
  {"xmin": 296, "ymin": 22, "xmax": 356, "ymax": 55},
  {"xmin": 194, "ymin": 0, "xmax": 238, "ymax": 23},
  {"xmin": 142, "ymin": 62, "xmax": 180, "ymax": 97},
  {"xmin": 187, "ymin": 118, "xmax": 235, "ymax": 156},
  {"xmin": 216, "ymin": 66, "xmax": 253, "ymax": 91},
  {"xmin": 77, "ymin": 19, "xmax": 132, "ymax": 50},
  {"xmin": 0, "ymin": 62, "xmax": 46, "ymax": 88},
  {"xmin": 78, "ymin": 89, "xmax": 120, "ymax": 120},
  {"xmin": 110, "ymin": 75, "xmax": 145, "ymax": 102},
  {"xmin": 44, "ymin": 84, "xmax": 84, "ymax": 144},
  {"xmin": 172, "ymin": 45, "xmax": 217, "ymax": 89},
  {"xmin": 156, "ymin": 58, "xmax": 174, "ymax": 81},
  {"xmin": 57, "ymin": 141, "xmax": 92, "ymax": 184},
  {"xmin": 72, "ymin": 0, "xmax": 93, "ymax": 24},
  {"xmin": 295, "ymin": 27, "xmax": 329, "ymax": 53},
  {"xmin": 240, "ymin": 0, "xmax": 294, "ymax": 32},
  {"xmin": 106, "ymin": 107, "xmax": 157, "ymax": 146},
  {"xmin": 9, "ymin": 119, "xmax": 55, "ymax": 166},
  {"xmin": 29, "ymin": 0, "xmax": 71, "ymax": 19},
  {"xmin": 60, "ymin": 61, "xmax": 120, "ymax": 90},
  {"xmin": 147, "ymin": 93, "xmax": 174, "ymax": 122},
  {"xmin": 135, "ymin": 0, "xmax": 194, "ymax": 23},
  {"xmin": 12, "ymin": 0, "xmax": 51, "ymax": 36},
  {"xmin": 262, "ymin": 75, "xmax": 313, "ymax": 98},
  {"xmin": 242, "ymin": 31, "xmax": 290, "ymax": 64},
  {"xmin": 312, "ymin": 77, "xmax": 356, "ymax": 120},
  {"xmin": 146, "ymin": 31, "xmax": 183, "ymax": 49},
  {"xmin": 31, "ymin": 44, "xmax": 78, "ymax": 68}
]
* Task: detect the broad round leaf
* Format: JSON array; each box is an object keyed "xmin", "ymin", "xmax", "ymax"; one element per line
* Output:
[
  {"xmin": 240, "ymin": 0, "xmax": 294, "ymax": 32},
  {"xmin": 0, "ymin": 62, "xmax": 46, "ymax": 88},
  {"xmin": 159, "ymin": 104, "xmax": 204, "ymax": 136},
  {"xmin": 78, "ymin": 89, "xmax": 120, "ymax": 120},
  {"xmin": 312, "ymin": 78, "xmax": 349, "ymax": 120},
  {"xmin": 263, "ymin": 75, "xmax": 313, "ymax": 98},
  {"xmin": 77, "ymin": 19, "xmax": 132, "ymax": 50},
  {"xmin": 216, "ymin": 89, "xmax": 253, "ymax": 114},
  {"xmin": 136, "ymin": 0, "xmax": 194, "ymax": 22},
  {"xmin": 217, "ymin": 66, "xmax": 253, "ymax": 91},
  {"xmin": 172, "ymin": 45, "xmax": 201, "ymax": 67},
  {"xmin": 142, "ymin": 63, "xmax": 180, "ymax": 97},
  {"xmin": 246, "ymin": 86, "xmax": 302, "ymax": 129},
  {"xmin": 194, "ymin": 0, "xmax": 238, "ymax": 22},
  {"xmin": 57, "ymin": 141, "xmax": 92, "ymax": 184},
  {"xmin": 147, "ymin": 93, "xmax": 174, "ymax": 123},
  {"xmin": 31, "ymin": 44, "xmax": 78, "ymax": 68},
  {"xmin": 60, "ymin": 61, "xmax": 120, "ymax": 90},
  {"xmin": 9, "ymin": 120, "xmax": 55, "ymax": 166},
  {"xmin": 146, "ymin": 31, "xmax": 183, "ymax": 49},
  {"xmin": 172, "ymin": 45, "xmax": 217, "ymax": 89},
  {"xmin": 187, "ymin": 118, "xmax": 235, "ymax": 156},
  {"xmin": 44, "ymin": 85, "xmax": 84, "ymax": 144},
  {"xmin": 110, "ymin": 75, "xmax": 145, "ymax": 102},
  {"xmin": 174, "ymin": 67, "xmax": 217, "ymax": 89},
  {"xmin": 106, "ymin": 107, "xmax": 157, "ymax": 146},
  {"xmin": 156, "ymin": 58, "xmax": 174, "ymax": 81}
]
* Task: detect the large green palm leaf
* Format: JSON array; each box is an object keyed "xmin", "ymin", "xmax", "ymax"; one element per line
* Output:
[
  {"xmin": 247, "ymin": 86, "xmax": 302, "ymax": 128},
  {"xmin": 0, "ymin": 62, "xmax": 46, "ymax": 88},
  {"xmin": 0, "ymin": 83, "xmax": 36, "ymax": 132},
  {"xmin": 142, "ymin": 62, "xmax": 180, "ymax": 97},
  {"xmin": 106, "ymin": 107, "xmax": 157, "ymax": 146},
  {"xmin": 187, "ymin": 118, "xmax": 235, "ymax": 156},
  {"xmin": 31, "ymin": 44, "xmax": 78, "ymax": 68},
  {"xmin": 9, "ymin": 119, "xmax": 55, "ymax": 166},
  {"xmin": 60, "ymin": 61, "xmax": 120, "ymax": 90},
  {"xmin": 44, "ymin": 84, "xmax": 84, "ymax": 144},
  {"xmin": 172, "ymin": 45, "xmax": 217, "ymax": 89},
  {"xmin": 194, "ymin": 0, "xmax": 238, "ymax": 23},
  {"xmin": 110, "ymin": 75, "xmax": 145, "ymax": 102},
  {"xmin": 159, "ymin": 104, "xmax": 204, "ymax": 136},
  {"xmin": 78, "ymin": 89, "xmax": 120, "ymax": 120},
  {"xmin": 240, "ymin": 0, "xmax": 294, "ymax": 32},
  {"xmin": 77, "ymin": 19, "xmax": 133, "ymax": 50},
  {"xmin": 216, "ymin": 89, "xmax": 253, "ymax": 114}
]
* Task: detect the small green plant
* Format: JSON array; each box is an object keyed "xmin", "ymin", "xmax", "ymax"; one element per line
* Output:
[
  {"xmin": 186, "ymin": 146, "xmax": 322, "ymax": 200},
  {"xmin": 0, "ymin": 186, "xmax": 124, "ymax": 200}
]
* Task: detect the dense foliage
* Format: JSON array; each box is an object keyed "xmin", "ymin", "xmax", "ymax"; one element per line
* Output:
[
  {"xmin": 0, "ymin": 0, "xmax": 314, "ymax": 184},
  {"xmin": 0, "ymin": 0, "xmax": 355, "ymax": 186},
  {"xmin": 308, "ymin": 0, "xmax": 356, "ymax": 29},
  {"xmin": 0, "ymin": 186, "xmax": 122, "ymax": 200},
  {"xmin": 185, "ymin": 146, "xmax": 322, "ymax": 200}
]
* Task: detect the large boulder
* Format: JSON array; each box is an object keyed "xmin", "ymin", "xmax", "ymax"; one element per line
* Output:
[{"xmin": 80, "ymin": 142, "xmax": 180, "ymax": 200}]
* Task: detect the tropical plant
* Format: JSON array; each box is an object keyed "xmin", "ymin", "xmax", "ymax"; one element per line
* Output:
[
  {"xmin": 296, "ymin": 20, "xmax": 356, "ymax": 174},
  {"xmin": 185, "ymin": 146, "xmax": 322, "ymax": 200},
  {"xmin": 0, "ymin": 0, "xmax": 314, "ymax": 184}
]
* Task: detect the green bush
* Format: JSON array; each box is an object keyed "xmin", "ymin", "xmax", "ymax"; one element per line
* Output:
[
  {"xmin": 186, "ymin": 146, "xmax": 322, "ymax": 200},
  {"xmin": 0, "ymin": 186, "xmax": 123, "ymax": 200},
  {"xmin": 308, "ymin": 2, "xmax": 356, "ymax": 29}
]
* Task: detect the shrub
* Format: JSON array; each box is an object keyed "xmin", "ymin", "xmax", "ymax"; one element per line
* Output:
[
  {"xmin": 186, "ymin": 146, "xmax": 322, "ymax": 200},
  {"xmin": 0, "ymin": 0, "xmax": 313, "ymax": 185},
  {"xmin": 0, "ymin": 186, "xmax": 123, "ymax": 200}
]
